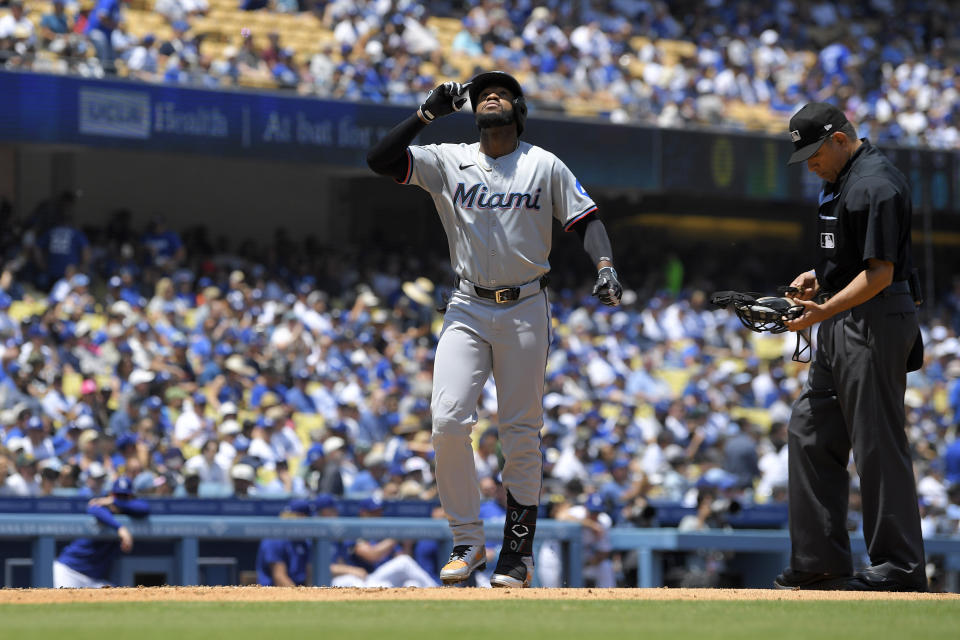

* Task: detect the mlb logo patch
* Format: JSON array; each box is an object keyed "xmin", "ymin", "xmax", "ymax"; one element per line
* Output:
[
  {"xmin": 790, "ymin": 130, "xmax": 801, "ymax": 142},
  {"xmin": 820, "ymin": 233, "xmax": 835, "ymax": 249}
]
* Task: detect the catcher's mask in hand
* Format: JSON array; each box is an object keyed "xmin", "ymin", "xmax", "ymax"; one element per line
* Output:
[{"xmin": 710, "ymin": 290, "xmax": 810, "ymax": 362}]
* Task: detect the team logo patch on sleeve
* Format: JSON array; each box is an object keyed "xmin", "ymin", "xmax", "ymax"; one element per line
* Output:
[
  {"xmin": 820, "ymin": 232, "xmax": 835, "ymax": 249},
  {"xmin": 575, "ymin": 179, "xmax": 589, "ymax": 197}
]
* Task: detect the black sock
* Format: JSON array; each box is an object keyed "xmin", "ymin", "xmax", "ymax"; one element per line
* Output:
[{"xmin": 502, "ymin": 490, "xmax": 537, "ymax": 556}]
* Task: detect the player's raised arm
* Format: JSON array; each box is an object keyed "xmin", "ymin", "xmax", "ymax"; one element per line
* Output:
[{"xmin": 365, "ymin": 82, "xmax": 469, "ymax": 182}]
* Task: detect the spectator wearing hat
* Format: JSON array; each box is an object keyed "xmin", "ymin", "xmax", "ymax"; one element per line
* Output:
[
  {"xmin": 38, "ymin": 457, "xmax": 63, "ymax": 496},
  {"xmin": 598, "ymin": 457, "xmax": 646, "ymax": 514},
  {"xmin": 19, "ymin": 324, "xmax": 54, "ymax": 372},
  {"xmin": 247, "ymin": 416, "xmax": 282, "ymax": 469},
  {"xmin": 4, "ymin": 453, "xmax": 42, "ymax": 496},
  {"xmin": 163, "ymin": 334, "xmax": 196, "ymax": 384},
  {"xmin": 173, "ymin": 391, "xmax": 212, "ymax": 449},
  {"xmin": 77, "ymin": 378, "xmax": 112, "ymax": 433},
  {"xmin": 215, "ymin": 418, "xmax": 243, "ymax": 470},
  {"xmin": 123, "ymin": 368, "xmax": 155, "ymax": 409},
  {"xmin": 13, "ymin": 415, "xmax": 56, "ymax": 461},
  {"xmin": 230, "ymin": 462, "xmax": 259, "ymax": 497},
  {"xmin": 347, "ymin": 446, "xmax": 388, "ymax": 498},
  {"xmin": 142, "ymin": 394, "xmax": 173, "ymax": 435},
  {"xmin": 78, "ymin": 460, "xmax": 109, "ymax": 498},
  {"xmin": 113, "ymin": 431, "xmax": 140, "ymax": 469},
  {"xmin": 126, "ymin": 32, "xmax": 159, "ymax": 81},
  {"xmin": 302, "ymin": 442, "xmax": 341, "ymax": 496},
  {"xmin": 256, "ymin": 499, "xmax": 316, "ymax": 586},
  {"xmin": 218, "ymin": 355, "xmax": 255, "ymax": 405},
  {"xmin": 264, "ymin": 405, "xmax": 302, "ymax": 462},
  {"xmin": 53, "ymin": 476, "xmax": 150, "ymax": 588}
]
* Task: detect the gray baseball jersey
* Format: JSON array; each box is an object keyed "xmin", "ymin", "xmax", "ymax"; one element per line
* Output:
[
  {"xmin": 400, "ymin": 140, "xmax": 596, "ymax": 547},
  {"xmin": 401, "ymin": 141, "xmax": 597, "ymax": 287}
]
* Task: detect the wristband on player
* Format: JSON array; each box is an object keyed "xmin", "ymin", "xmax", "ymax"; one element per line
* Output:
[
  {"xmin": 599, "ymin": 265, "xmax": 618, "ymax": 279},
  {"xmin": 417, "ymin": 108, "xmax": 433, "ymax": 124}
]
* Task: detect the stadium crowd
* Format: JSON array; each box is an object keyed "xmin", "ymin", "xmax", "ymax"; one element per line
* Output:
[
  {"xmin": 2, "ymin": 0, "xmax": 960, "ymax": 147},
  {"xmin": 0, "ymin": 188, "xmax": 959, "ymax": 562}
]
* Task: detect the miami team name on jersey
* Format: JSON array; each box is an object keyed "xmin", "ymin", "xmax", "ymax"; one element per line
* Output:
[
  {"xmin": 453, "ymin": 183, "xmax": 542, "ymax": 210},
  {"xmin": 401, "ymin": 141, "xmax": 596, "ymax": 287}
]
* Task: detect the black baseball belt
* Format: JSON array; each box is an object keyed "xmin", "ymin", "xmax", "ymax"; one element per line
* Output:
[{"xmin": 455, "ymin": 275, "xmax": 550, "ymax": 304}]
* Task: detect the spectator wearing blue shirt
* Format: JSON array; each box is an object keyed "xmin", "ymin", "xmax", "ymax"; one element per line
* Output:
[
  {"xmin": 40, "ymin": 0, "xmax": 72, "ymax": 37},
  {"xmin": 284, "ymin": 369, "xmax": 317, "ymax": 414},
  {"xmin": 53, "ymin": 476, "xmax": 150, "ymax": 587},
  {"xmin": 141, "ymin": 216, "xmax": 184, "ymax": 267},
  {"xmin": 84, "ymin": 0, "xmax": 123, "ymax": 73},
  {"xmin": 250, "ymin": 367, "xmax": 288, "ymax": 409},
  {"xmin": 35, "ymin": 211, "xmax": 89, "ymax": 286},
  {"xmin": 256, "ymin": 499, "xmax": 316, "ymax": 586},
  {"xmin": 347, "ymin": 448, "xmax": 387, "ymax": 498}
]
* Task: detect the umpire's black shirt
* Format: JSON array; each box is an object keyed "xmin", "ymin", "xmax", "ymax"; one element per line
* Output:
[{"xmin": 815, "ymin": 140, "xmax": 913, "ymax": 295}]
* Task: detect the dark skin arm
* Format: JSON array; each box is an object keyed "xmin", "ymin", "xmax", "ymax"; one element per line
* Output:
[{"xmin": 785, "ymin": 259, "xmax": 894, "ymax": 331}]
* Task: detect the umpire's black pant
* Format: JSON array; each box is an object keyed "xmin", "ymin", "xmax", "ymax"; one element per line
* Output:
[{"xmin": 787, "ymin": 288, "xmax": 927, "ymax": 588}]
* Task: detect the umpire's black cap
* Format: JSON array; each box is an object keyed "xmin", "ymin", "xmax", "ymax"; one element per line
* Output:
[{"xmin": 787, "ymin": 102, "xmax": 850, "ymax": 165}]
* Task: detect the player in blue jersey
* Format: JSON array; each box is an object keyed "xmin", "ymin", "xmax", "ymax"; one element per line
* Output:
[
  {"xmin": 255, "ymin": 498, "xmax": 317, "ymax": 586},
  {"xmin": 53, "ymin": 476, "xmax": 150, "ymax": 588}
]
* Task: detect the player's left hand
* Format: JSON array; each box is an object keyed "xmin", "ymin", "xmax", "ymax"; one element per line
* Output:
[
  {"xmin": 592, "ymin": 266, "xmax": 622, "ymax": 307},
  {"xmin": 784, "ymin": 298, "xmax": 829, "ymax": 332}
]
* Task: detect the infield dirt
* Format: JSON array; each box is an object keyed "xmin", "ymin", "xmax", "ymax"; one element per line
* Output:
[{"xmin": 0, "ymin": 586, "xmax": 956, "ymax": 604}]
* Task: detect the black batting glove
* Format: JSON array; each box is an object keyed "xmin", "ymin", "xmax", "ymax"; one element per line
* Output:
[
  {"xmin": 419, "ymin": 81, "xmax": 470, "ymax": 122},
  {"xmin": 592, "ymin": 266, "xmax": 622, "ymax": 307}
]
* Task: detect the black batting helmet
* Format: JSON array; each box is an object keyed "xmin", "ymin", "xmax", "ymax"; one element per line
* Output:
[{"xmin": 468, "ymin": 70, "xmax": 527, "ymax": 136}]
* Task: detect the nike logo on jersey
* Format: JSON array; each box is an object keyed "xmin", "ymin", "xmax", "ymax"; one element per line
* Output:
[
  {"xmin": 818, "ymin": 190, "xmax": 836, "ymax": 206},
  {"xmin": 454, "ymin": 182, "xmax": 542, "ymax": 210},
  {"xmin": 459, "ymin": 163, "xmax": 475, "ymax": 170}
]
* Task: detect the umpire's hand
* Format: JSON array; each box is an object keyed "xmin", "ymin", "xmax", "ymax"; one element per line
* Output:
[
  {"xmin": 419, "ymin": 82, "xmax": 470, "ymax": 122},
  {"xmin": 592, "ymin": 266, "xmax": 622, "ymax": 306}
]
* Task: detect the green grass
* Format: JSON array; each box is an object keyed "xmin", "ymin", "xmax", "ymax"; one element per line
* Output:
[{"xmin": 3, "ymin": 600, "xmax": 960, "ymax": 640}]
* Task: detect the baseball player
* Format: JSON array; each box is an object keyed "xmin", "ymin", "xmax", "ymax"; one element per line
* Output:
[
  {"xmin": 367, "ymin": 71, "xmax": 622, "ymax": 587},
  {"xmin": 256, "ymin": 498, "xmax": 315, "ymax": 587},
  {"xmin": 53, "ymin": 476, "xmax": 150, "ymax": 588}
]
